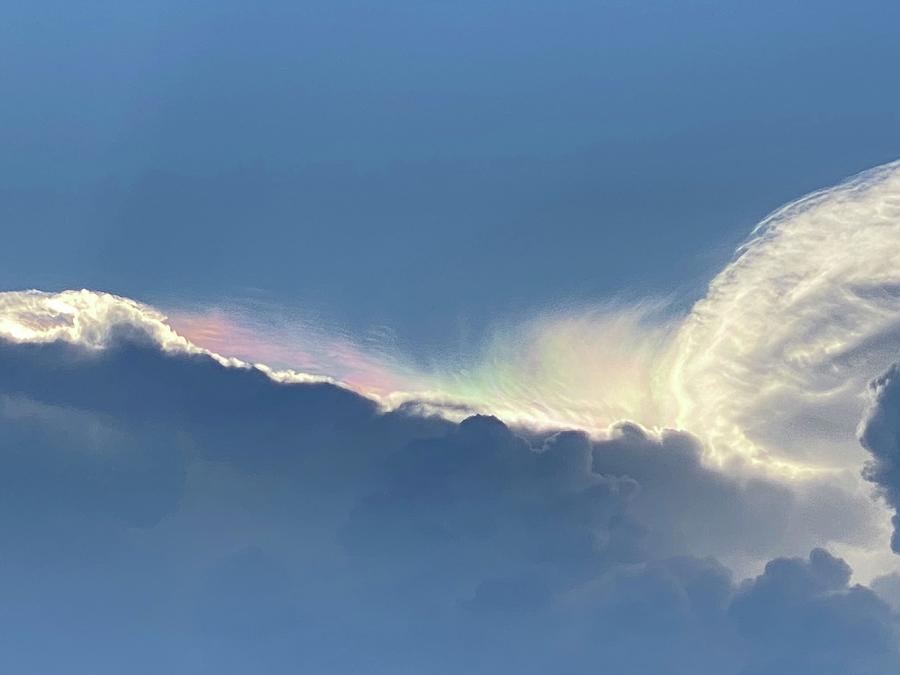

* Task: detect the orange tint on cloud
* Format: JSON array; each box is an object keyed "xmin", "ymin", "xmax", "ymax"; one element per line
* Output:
[{"xmin": 167, "ymin": 309, "xmax": 411, "ymax": 397}]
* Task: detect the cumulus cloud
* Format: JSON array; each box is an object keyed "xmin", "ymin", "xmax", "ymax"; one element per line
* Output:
[
  {"xmin": 0, "ymin": 328, "xmax": 896, "ymax": 673},
  {"xmin": 729, "ymin": 549, "xmax": 899, "ymax": 675},
  {"xmin": 860, "ymin": 364, "xmax": 900, "ymax": 552}
]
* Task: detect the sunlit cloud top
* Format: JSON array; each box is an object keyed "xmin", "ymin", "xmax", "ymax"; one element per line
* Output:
[{"xmin": 669, "ymin": 160, "xmax": 900, "ymax": 470}]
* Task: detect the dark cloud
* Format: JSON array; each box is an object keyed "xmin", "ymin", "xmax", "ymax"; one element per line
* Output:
[
  {"xmin": 592, "ymin": 422, "xmax": 878, "ymax": 564},
  {"xmin": 861, "ymin": 364, "xmax": 900, "ymax": 551},
  {"xmin": 0, "ymin": 332, "xmax": 896, "ymax": 673},
  {"xmin": 731, "ymin": 549, "xmax": 899, "ymax": 675}
]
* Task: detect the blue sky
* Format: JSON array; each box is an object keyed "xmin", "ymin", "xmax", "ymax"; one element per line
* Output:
[{"xmin": 4, "ymin": 0, "xmax": 900, "ymax": 352}]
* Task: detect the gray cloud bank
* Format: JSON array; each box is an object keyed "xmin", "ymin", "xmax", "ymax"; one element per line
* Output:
[{"xmin": 0, "ymin": 331, "xmax": 898, "ymax": 674}]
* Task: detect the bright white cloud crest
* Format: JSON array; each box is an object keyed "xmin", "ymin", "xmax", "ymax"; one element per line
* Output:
[{"xmin": 671, "ymin": 160, "xmax": 900, "ymax": 471}]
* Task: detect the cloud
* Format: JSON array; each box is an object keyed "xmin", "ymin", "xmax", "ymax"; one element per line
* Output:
[
  {"xmin": 1, "ymin": 160, "xmax": 900, "ymax": 671},
  {"xmin": 871, "ymin": 571, "xmax": 900, "ymax": 611},
  {"xmin": 142, "ymin": 159, "xmax": 900, "ymax": 481},
  {"xmin": 591, "ymin": 423, "xmax": 881, "ymax": 570},
  {"xmin": 671, "ymin": 160, "xmax": 900, "ymax": 471},
  {"xmin": 0, "ymin": 329, "xmax": 897, "ymax": 673},
  {"xmin": 6, "ymin": 153, "xmax": 900, "ymax": 480},
  {"xmin": 730, "ymin": 549, "xmax": 899, "ymax": 675},
  {"xmin": 860, "ymin": 364, "xmax": 900, "ymax": 552}
]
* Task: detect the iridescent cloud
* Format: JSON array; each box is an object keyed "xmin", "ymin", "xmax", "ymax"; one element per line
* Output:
[
  {"xmin": 2, "ymin": 160, "xmax": 900, "ymax": 481},
  {"xmin": 168, "ymin": 160, "xmax": 900, "ymax": 477}
]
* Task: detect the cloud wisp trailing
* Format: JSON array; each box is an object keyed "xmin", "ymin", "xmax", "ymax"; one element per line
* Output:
[
  {"xmin": 671, "ymin": 160, "xmax": 900, "ymax": 471},
  {"xmin": 3, "ymin": 162, "xmax": 900, "ymax": 476},
  {"xmin": 159, "ymin": 160, "xmax": 900, "ymax": 475}
]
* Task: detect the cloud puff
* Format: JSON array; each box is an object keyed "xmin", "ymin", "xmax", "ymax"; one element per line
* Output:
[
  {"xmin": 0, "ymin": 329, "xmax": 896, "ymax": 673},
  {"xmin": 729, "ymin": 549, "xmax": 899, "ymax": 675},
  {"xmin": 860, "ymin": 364, "xmax": 900, "ymax": 552}
]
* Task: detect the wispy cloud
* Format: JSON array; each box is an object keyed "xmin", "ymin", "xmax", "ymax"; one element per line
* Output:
[{"xmin": 165, "ymin": 161, "xmax": 900, "ymax": 476}]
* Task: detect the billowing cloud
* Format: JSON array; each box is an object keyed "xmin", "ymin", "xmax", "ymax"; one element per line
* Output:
[
  {"xmin": 0, "ymin": 330, "xmax": 897, "ymax": 673},
  {"xmin": 3, "ymin": 160, "xmax": 900, "ymax": 671},
  {"xmin": 860, "ymin": 364, "xmax": 900, "ymax": 552}
]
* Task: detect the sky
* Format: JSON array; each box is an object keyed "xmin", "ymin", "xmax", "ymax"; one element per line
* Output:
[
  {"xmin": 4, "ymin": 1, "xmax": 900, "ymax": 673},
  {"xmin": 3, "ymin": 0, "xmax": 900, "ymax": 352}
]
